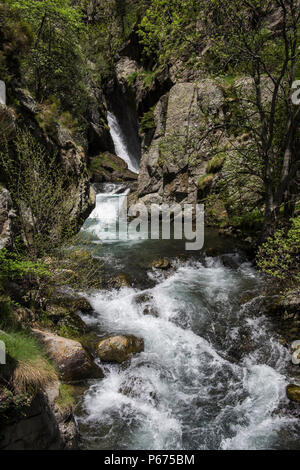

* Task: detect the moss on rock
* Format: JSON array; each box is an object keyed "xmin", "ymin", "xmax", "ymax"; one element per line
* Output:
[{"xmin": 286, "ymin": 384, "xmax": 300, "ymax": 403}]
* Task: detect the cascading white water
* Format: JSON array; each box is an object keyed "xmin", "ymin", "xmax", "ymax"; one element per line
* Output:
[
  {"xmin": 76, "ymin": 144, "xmax": 300, "ymax": 449},
  {"xmin": 107, "ymin": 111, "xmax": 139, "ymax": 174},
  {"xmin": 77, "ymin": 195, "xmax": 300, "ymax": 450},
  {"xmin": 77, "ymin": 258, "xmax": 299, "ymax": 450},
  {"xmin": 82, "ymin": 183, "xmax": 129, "ymax": 243}
]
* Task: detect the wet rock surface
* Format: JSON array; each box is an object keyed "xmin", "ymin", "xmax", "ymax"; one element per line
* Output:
[
  {"xmin": 32, "ymin": 329, "xmax": 103, "ymax": 382},
  {"xmin": 150, "ymin": 258, "xmax": 171, "ymax": 270},
  {"xmin": 97, "ymin": 335, "xmax": 144, "ymax": 363},
  {"xmin": 286, "ymin": 384, "xmax": 300, "ymax": 403}
]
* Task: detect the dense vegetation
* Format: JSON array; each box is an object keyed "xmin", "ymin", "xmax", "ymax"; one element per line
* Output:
[{"xmin": 0, "ymin": 0, "xmax": 299, "ymax": 436}]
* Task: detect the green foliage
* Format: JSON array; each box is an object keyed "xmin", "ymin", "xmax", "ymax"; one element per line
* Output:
[
  {"xmin": 0, "ymin": 387, "xmax": 32, "ymax": 418},
  {"xmin": 257, "ymin": 217, "xmax": 300, "ymax": 283},
  {"xmin": 229, "ymin": 210, "xmax": 264, "ymax": 231},
  {"xmin": 0, "ymin": 330, "xmax": 41, "ymax": 363},
  {"xmin": 126, "ymin": 71, "xmax": 139, "ymax": 85},
  {"xmin": 4, "ymin": 0, "xmax": 90, "ymax": 133},
  {"xmin": 197, "ymin": 174, "xmax": 214, "ymax": 191},
  {"xmin": 36, "ymin": 96, "xmax": 78, "ymax": 136},
  {"xmin": 55, "ymin": 383, "xmax": 76, "ymax": 411},
  {"xmin": 0, "ymin": 249, "xmax": 48, "ymax": 282},
  {"xmin": 0, "ymin": 329, "xmax": 57, "ymax": 393},
  {"xmin": 127, "ymin": 69, "xmax": 156, "ymax": 89},
  {"xmin": 84, "ymin": 0, "xmax": 148, "ymax": 82},
  {"xmin": 140, "ymin": 106, "xmax": 155, "ymax": 132},
  {"xmin": 0, "ymin": 295, "xmax": 16, "ymax": 330},
  {"xmin": 0, "ymin": 2, "xmax": 33, "ymax": 86},
  {"xmin": 63, "ymin": 248, "xmax": 103, "ymax": 290},
  {"xmin": 6, "ymin": 0, "xmax": 86, "ymax": 99},
  {"xmin": 206, "ymin": 153, "xmax": 226, "ymax": 174},
  {"xmin": 0, "ymin": 129, "xmax": 78, "ymax": 257},
  {"xmin": 138, "ymin": 0, "xmax": 201, "ymax": 65}
]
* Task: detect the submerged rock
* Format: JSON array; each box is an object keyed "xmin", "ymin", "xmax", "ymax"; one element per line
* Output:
[
  {"xmin": 286, "ymin": 384, "xmax": 300, "ymax": 403},
  {"xmin": 32, "ymin": 329, "xmax": 103, "ymax": 382},
  {"xmin": 135, "ymin": 293, "xmax": 159, "ymax": 317},
  {"xmin": 97, "ymin": 335, "xmax": 144, "ymax": 363},
  {"xmin": 119, "ymin": 376, "xmax": 158, "ymax": 405},
  {"xmin": 150, "ymin": 258, "xmax": 171, "ymax": 270}
]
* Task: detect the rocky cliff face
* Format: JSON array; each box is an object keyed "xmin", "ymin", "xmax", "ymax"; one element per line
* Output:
[
  {"xmin": 136, "ymin": 79, "xmax": 226, "ymax": 208},
  {"xmin": 0, "ymin": 383, "xmax": 78, "ymax": 450},
  {"xmin": 0, "ymin": 188, "xmax": 16, "ymax": 250},
  {"xmin": 0, "ymin": 87, "xmax": 102, "ymax": 243}
]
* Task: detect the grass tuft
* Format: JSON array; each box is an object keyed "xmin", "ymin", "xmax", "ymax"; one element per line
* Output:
[
  {"xmin": 197, "ymin": 174, "xmax": 214, "ymax": 191},
  {"xmin": 0, "ymin": 331, "xmax": 57, "ymax": 393}
]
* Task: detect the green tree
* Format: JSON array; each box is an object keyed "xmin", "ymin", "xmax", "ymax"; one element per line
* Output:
[
  {"xmin": 138, "ymin": 0, "xmax": 202, "ymax": 64},
  {"xmin": 257, "ymin": 216, "xmax": 300, "ymax": 283},
  {"xmin": 200, "ymin": 0, "xmax": 300, "ymax": 239},
  {"xmin": 6, "ymin": 0, "xmax": 87, "ymax": 108},
  {"xmin": 0, "ymin": 129, "xmax": 77, "ymax": 258}
]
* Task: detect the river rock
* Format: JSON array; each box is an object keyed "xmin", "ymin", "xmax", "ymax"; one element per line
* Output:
[
  {"xmin": 109, "ymin": 274, "xmax": 132, "ymax": 288},
  {"xmin": 53, "ymin": 292, "xmax": 94, "ymax": 315},
  {"xmin": 286, "ymin": 384, "xmax": 300, "ymax": 403},
  {"xmin": 135, "ymin": 292, "xmax": 159, "ymax": 317},
  {"xmin": 97, "ymin": 335, "xmax": 144, "ymax": 363},
  {"xmin": 32, "ymin": 329, "xmax": 103, "ymax": 382},
  {"xmin": 151, "ymin": 258, "xmax": 171, "ymax": 270}
]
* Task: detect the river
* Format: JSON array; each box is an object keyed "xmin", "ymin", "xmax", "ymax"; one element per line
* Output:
[{"xmin": 74, "ymin": 112, "xmax": 300, "ymax": 450}]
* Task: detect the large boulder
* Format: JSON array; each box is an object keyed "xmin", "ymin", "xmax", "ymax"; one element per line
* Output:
[
  {"xmin": 89, "ymin": 152, "xmax": 138, "ymax": 184},
  {"xmin": 97, "ymin": 335, "xmax": 144, "ymax": 363},
  {"xmin": 0, "ymin": 188, "xmax": 16, "ymax": 249},
  {"xmin": 137, "ymin": 80, "xmax": 225, "ymax": 206},
  {"xmin": 32, "ymin": 329, "xmax": 103, "ymax": 382},
  {"xmin": 286, "ymin": 384, "xmax": 300, "ymax": 403}
]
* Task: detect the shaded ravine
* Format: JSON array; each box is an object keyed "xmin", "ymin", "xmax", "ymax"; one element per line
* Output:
[{"xmin": 74, "ymin": 184, "xmax": 300, "ymax": 450}]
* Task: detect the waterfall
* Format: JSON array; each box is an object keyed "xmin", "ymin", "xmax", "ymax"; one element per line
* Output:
[
  {"xmin": 82, "ymin": 183, "xmax": 129, "ymax": 243},
  {"xmin": 107, "ymin": 111, "xmax": 139, "ymax": 174}
]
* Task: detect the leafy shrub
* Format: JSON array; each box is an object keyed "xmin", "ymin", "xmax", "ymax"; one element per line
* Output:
[
  {"xmin": 197, "ymin": 174, "xmax": 214, "ymax": 191},
  {"xmin": 206, "ymin": 153, "xmax": 226, "ymax": 174},
  {"xmin": 0, "ymin": 387, "xmax": 32, "ymax": 419},
  {"xmin": 230, "ymin": 210, "xmax": 264, "ymax": 231},
  {"xmin": 0, "ymin": 249, "xmax": 48, "ymax": 282},
  {"xmin": 257, "ymin": 217, "xmax": 300, "ymax": 283},
  {"xmin": 140, "ymin": 107, "xmax": 156, "ymax": 132}
]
